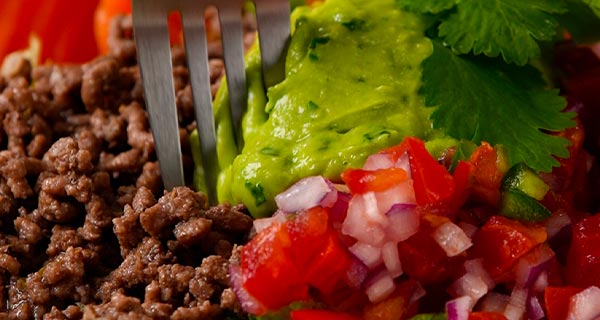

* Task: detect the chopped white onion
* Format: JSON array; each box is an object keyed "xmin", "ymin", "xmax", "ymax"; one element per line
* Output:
[
  {"xmin": 480, "ymin": 292, "xmax": 511, "ymax": 312},
  {"xmin": 448, "ymin": 273, "xmax": 489, "ymax": 304},
  {"xmin": 567, "ymin": 286, "xmax": 600, "ymax": 320},
  {"xmin": 365, "ymin": 271, "xmax": 396, "ymax": 303},
  {"xmin": 363, "ymin": 153, "xmax": 395, "ymax": 170},
  {"xmin": 385, "ymin": 204, "xmax": 420, "ymax": 242},
  {"xmin": 381, "ymin": 241, "xmax": 403, "ymax": 278},
  {"xmin": 376, "ymin": 180, "xmax": 417, "ymax": 214},
  {"xmin": 446, "ymin": 296, "xmax": 473, "ymax": 320},
  {"xmin": 432, "ymin": 221, "xmax": 473, "ymax": 257},
  {"xmin": 349, "ymin": 241, "xmax": 382, "ymax": 270},
  {"xmin": 504, "ymin": 287, "xmax": 528, "ymax": 320},
  {"xmin": 275, "ymin": 176, "xmax": 336, "ymax": 213},
  {"xmin": 464, "ymin": 259, "xmax": 494, "ymax": 290}
]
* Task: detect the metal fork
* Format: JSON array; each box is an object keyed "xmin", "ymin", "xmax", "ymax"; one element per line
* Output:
[{"xmin": 132, "ymin": 0, "xmax": 290, "ymax": 204}]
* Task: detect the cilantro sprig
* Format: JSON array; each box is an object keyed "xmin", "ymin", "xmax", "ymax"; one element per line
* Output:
[
  {"xmin": 393, "ymin": 0, "xmax": 600, "ymax": 172},
  {"xmin": 398, "ymin": 0, "xmax": 600, "ymax": 65},
  {"xmin": 422, "ymin": 41, "xmax": 575, "ymax": 172}
]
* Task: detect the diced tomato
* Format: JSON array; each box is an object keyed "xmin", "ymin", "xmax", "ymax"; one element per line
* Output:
[
  {"xmin": 381, "ymin": 137, "xmax": 456, "ymax": 206},
  {"xmin": 544, "ymin": 286, "xmax": 585, "ymax": 320},
  {"xmin": 398, "ymin": 216, "xmax": 463, "ymax": 285},
  {"xmin": 240, "ymin": 207, "xmax": 357, "ymax": 313},
  {"xmin": 241, "ymin": 222, "xmax": 309, "ymax": 311},
  {"xmin": 469, "ymin": 312, "xmax": 507, "ymax": 320},
  {"xmin": 468, "ymin": 142, "xmax": 505, "ymax": 206},
  {"xmin": 341, "ymin": 167, "xmax": 409, "ymax": 194},
  {"xmin": 471, "ymin": 216, "xmax": 547, "ymax": 280},
  {"xmin": 290, "ymin": 309, "xmax": 362, "ymax": 320},
  {"xmin": 566, "ymin": 213, "xmax": 600, "ymax": 288},
  {"xmin": 362, "ymin": 279, "xmax": 421, "ymax": 320}
]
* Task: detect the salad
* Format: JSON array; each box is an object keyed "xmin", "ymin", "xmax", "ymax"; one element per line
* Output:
[{"xmin": 201, "ymin": 0, "xmax": 600, "ymax": 319}]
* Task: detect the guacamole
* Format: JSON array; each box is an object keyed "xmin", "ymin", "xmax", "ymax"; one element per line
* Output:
[{"xmin": 213, "ymin": 0, "xmax": 444, "ymax": 217}]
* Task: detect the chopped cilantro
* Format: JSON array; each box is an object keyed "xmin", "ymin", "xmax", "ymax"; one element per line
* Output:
[
  {"xmin": 341, "ymin": 18, "xmax": 367, "ymax": 31},
  {"xmin": 421, "ymin": 41, "xmax": 575, "ymax": 172},
  {"xmin": 307, "ymin": 100, "xmax": 320, "ymax": 111},
  {"xmin": 309, "ymin": 36, "xmax": 330, "ymax": 49},
  {"xmin": 245, "ymin": 181, "xmax": 267, "ymax": 206}
]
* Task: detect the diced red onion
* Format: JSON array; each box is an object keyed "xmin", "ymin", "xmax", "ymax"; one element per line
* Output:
[
  {"xmin": 376, "ymin": 180, "xmax": 417, "ymax": 213},
  {"xmin": 432, "ymin": 221, "xmax": 473, "ymax": 257},
  {"xmin": 384, "ymin": 204, "xmax": 419, "ymax": 242},
  {"xmin": 381, "ymin": 241, "xmax": 403, "ymax": 278},
  {"xmin": 349, "ymin": 241, "xmax": 382, "ymax": 269},
  {"xmin": 363, "ymin": 153, "xmax": 395, "ymax": 170},
  {"xmin": 275, "ymin": 176, "xmax": 337, "ymax": 213},
  {"xmin": 229, "ymin": 264, "xmax": 266, "ymax": 315},
  {"xmin": 480, "ymin": 292, "xmax": 511, "ymax": 312},
  {"xmin": 515, "ymin": 245, "xmax": 555, "ymax": 288},
  {"xmin": 345, "ymin": 257, "xmax": 369, "ymax": 289},
  {"xmin": 410, "ymin": 282, "xmax": 426, "ymax": 304},
  {"xmin": 532, "ymin": 271, "xmax": 549, "ymax": 293},
  {"xmin": 252, "ymin": 211, "xmax": 287, "ymax": 234},
  {"xmin": 363, "ymin": 192, "xmax": 389, "ymax": 225},
  {"xmin": 504, "ymin": 287, "xmax": 528, "ymax": 320},
  {"xmin": 458, "ymin": 222, "xmax": 478, "ymax": 239},
  {"xmin": 527, "ymin": 295, "xmax": 545, "ymax": 320},
  {"xmin": 365, "ymin": 271, "xmax": 396, "ymax": 303},
  {"xmin": 446, "ymin": 296, "xmax": 473, "ymax": 320},
  {"xmin": 395, "ymin": 151, "xmax": 412, "ymax": 179},
  {"xmin": 567, "ymin": 286, "xmax": 600, "ymax": 320},
  {"xmin": 448, "ymin": 273, "xmax": 489, "ymax": 304},
  {"xmin": 464, "ymin": 259, "xmax": 494, "ymax": 290},
  {"xmin": 544, "ymin": 212, "xmax": 572, "ymax": 239},
  {"xmin": 342, "ymin": 196, "xmax": 386, "ymax": 246},
  {"xmin": 329, "ymin": 191, "xmax": 351, "ymax": 225}
]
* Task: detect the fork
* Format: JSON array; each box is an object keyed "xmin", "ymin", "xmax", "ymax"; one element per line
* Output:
[{"xmin": 132, "ymin": 0, "xmax": 290, "ymax": 204}]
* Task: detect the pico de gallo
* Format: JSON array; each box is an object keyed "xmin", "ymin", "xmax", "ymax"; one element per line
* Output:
[{"xmin": 230, "ymin": 129, "xmax": 600, "ymax": 320}]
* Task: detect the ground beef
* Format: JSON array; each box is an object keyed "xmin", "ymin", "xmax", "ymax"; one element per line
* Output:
[{"xmin": 0, "ymin": 10, "xmax": 257, "ymax": 320}]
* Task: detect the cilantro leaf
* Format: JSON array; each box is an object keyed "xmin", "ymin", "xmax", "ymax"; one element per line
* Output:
[
  {"xmin": 437, "ymin": 0, "xmax": 566, "ymax": 65},
  {"xmin": 396, "ymin": 0, "xmax": 458, "ymax": 14},
  {"xmin": 421, "ymin": 41, "xmax": 575, "ymax": 172}
]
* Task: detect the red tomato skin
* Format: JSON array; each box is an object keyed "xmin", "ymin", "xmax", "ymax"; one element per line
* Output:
[
  {"xmin": 381, "ymin": 137, "xmax": 456, "ymax": 206},
  {"xmin": 468, "ymin": 142, "xmax": 504, "ymax": 206},
  {"xmin": 566, "ymin": 213, "xmax": 600, "ymax": 288},
  {"xmin": 341, "ymin": 167, "xmax": 409, "ymax": 194},
  {"xmin": 469, "ymin": 312, "xmax": 508, "ymax": 320},
  {"xmin": 544, "ymin": 286, "xmax": 585, "ymax": 320},
  {"xmin": 471, "ymin": 216, "xmax": 547, "ymax": 280},
  {"xmin": 290, "ymin": 309, "xmax": 362, "ymax": 320},
  {"xmin": 240, "ymin": 223, "xmax": 310, "ymax": 311}
]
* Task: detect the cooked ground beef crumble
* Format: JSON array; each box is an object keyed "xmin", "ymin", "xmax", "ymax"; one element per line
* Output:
[{"xmin": 0, "ymin": 11, "xmax": 256, "ymax": 320}]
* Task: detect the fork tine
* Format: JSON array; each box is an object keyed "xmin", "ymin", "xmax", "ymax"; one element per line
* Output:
[
  {"xmin": 132, "ymin": 0, "xmax": 185, "ymax": 190},
  {"xmin": 254, "ymin": 0, "xmax": 290, "ymax": 87},
  {"xmin": 179, "ymin": 2, "xmax": 219, "ymax": 204},
  {"xmin": 216, "ymin": 1, "xmax": 247, "ymax": 148}
]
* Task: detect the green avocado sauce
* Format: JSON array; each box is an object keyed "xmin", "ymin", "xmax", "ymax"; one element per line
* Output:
[{"xmin": 203, "ymin": 0, "xmax": 452, "ymax": 217}]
